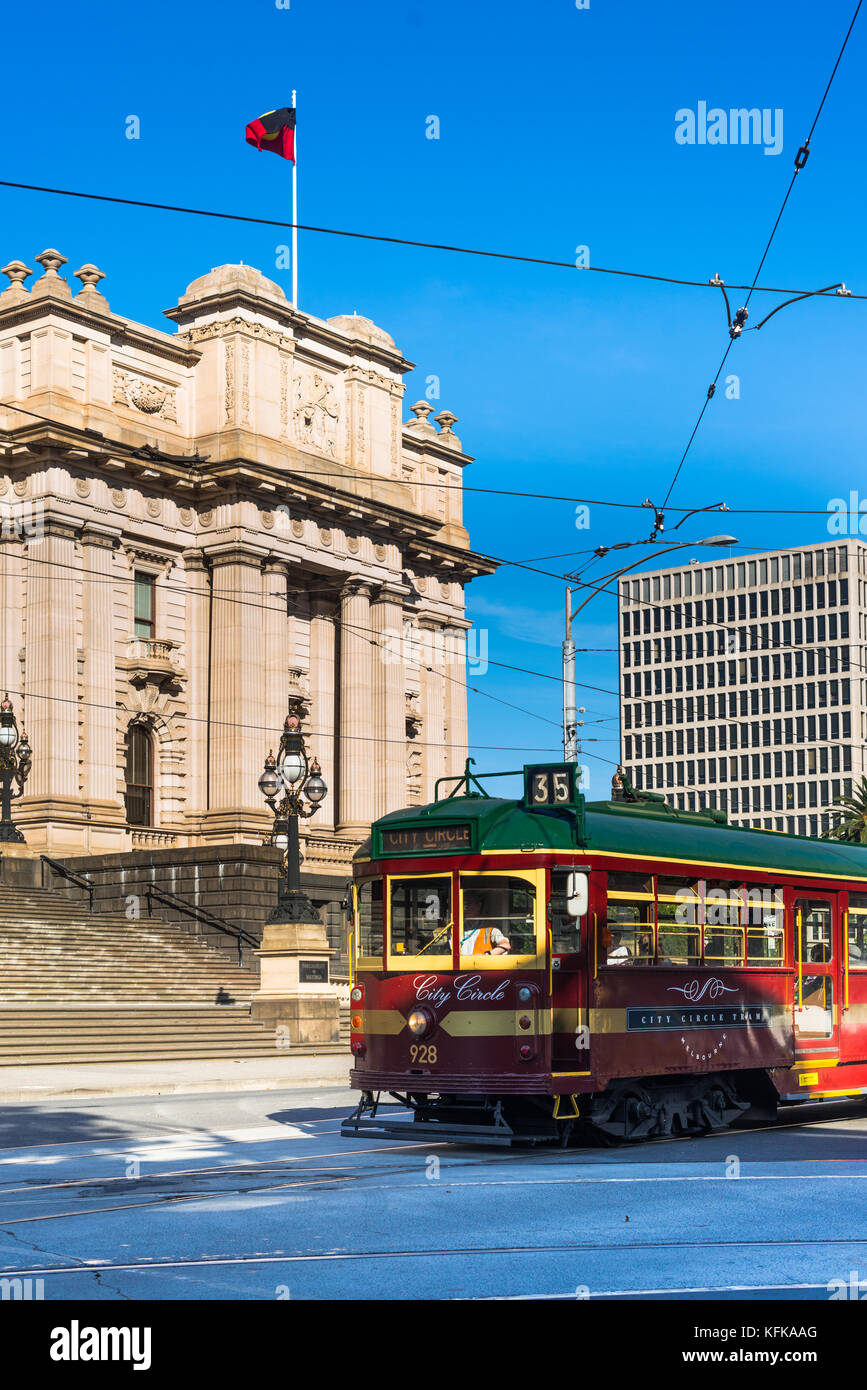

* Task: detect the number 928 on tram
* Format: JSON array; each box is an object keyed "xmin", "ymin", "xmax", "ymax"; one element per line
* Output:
[{"xmin": 341, "ymin": 761, "xmax": 867, "ymax": 1145}]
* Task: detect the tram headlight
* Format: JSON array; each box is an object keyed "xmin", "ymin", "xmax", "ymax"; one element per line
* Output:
[
  {"xmin": 408, "ymin": 1009, "xmax": 432, "ymax": 1037},
  {"xmin": 517, "ymin": 986, "xmax": 533, "ymax": 1005},
  {"xmin": 350, "ymin": 987, "xmax": 363, "ymax": 1003}
]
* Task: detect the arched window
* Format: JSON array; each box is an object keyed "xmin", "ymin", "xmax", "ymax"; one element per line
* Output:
[{"xmin": 125, "ymin": 725, "xmax": 153, "ymax": 826}]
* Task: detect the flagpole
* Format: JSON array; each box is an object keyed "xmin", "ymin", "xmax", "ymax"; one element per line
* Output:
[{"xmin": 291, "ymin": 88, "xmax": 298, "ymax": 310}]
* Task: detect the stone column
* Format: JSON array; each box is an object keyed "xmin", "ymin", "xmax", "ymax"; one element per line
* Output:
[
  {"xmin": 371, "ymin": 583, "xmax": 408, "ymax": 819},
  {"xmin": 24, "ymin": 519, "xmax": 79, "ymax": 805},
  {"xmin": 80, "ymin": 524, "xmax": 122, "ymax": 812},
  {"xmin": 444, "ymin": 617, "xmax": 472, "ymax": 778},
  {"xmin": 182, "ymin": 550, "xmax": 210, "ymax": 827},
  {"xmin": 338, "ymin": 578, "xmax": 373, "ymax": 836},
  {"xmin": 309, "ymin": 594, "xmax": 337, "ymax": 832},
  {"xmin": 263, "ymin": 559, "xmax": 289, "ymax": 748},
  {"xmin": 420, "ymin": 618, "xmax": 447, "ymax": 803},
  {"xmin": 203, "ymin": 543, "xmax": 268, "ymax": 840},
  {"xmin": 0, "ymin": 530, "xmax": 23, "ymax": 701}
]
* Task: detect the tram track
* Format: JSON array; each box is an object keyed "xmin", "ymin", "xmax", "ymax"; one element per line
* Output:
[
  {"xmin": 0, "ymin": 1099, "xmax": 865, "ymax": 1227},
  {"xmin": 8, "ymin": 1230, "xmax": 867, "ymax": 1284},
  {"xmin": 1, "ymin": 1096, "xmax": 864, "ymax": 1205}
]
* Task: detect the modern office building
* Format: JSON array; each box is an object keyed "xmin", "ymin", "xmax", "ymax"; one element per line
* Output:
[{"xmin": 618, "ymin": 540, "xmax": 866, "ymax": 837}]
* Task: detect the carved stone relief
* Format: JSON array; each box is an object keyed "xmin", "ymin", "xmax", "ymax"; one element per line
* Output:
[
  {"xmin": 113, "ymin": 368, "xmax": 178, "ymax": 422},
  {"xmin": 240, "ymin": 341, "xmax": 251, "ymax": 422},
  {"xmin": 279, "ymin": 357, "xmax": 289, "ymax": 436},
  {"xmin": 224, "ymin": 343, "xmax": 234, "ymax": 422},
  {"xmin": 294, "ymin": 370, "xmax": 341, "ymax": 458}
]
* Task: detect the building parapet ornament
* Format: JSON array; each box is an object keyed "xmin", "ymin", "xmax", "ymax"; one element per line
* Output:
[
  {"xmin": 74, "ymin": 264, "xmax": 110, "ymax": 312},
  {"xmin": 0, "ymin": 261, "xmax": 32, "ymax": 305},
  {"xmin": 32, "ymin": 248, "xmax": 72, "ymax": 298},
  {"xmin": 405, "ymin": 400, "xmax": 437, "ymax": 435}
]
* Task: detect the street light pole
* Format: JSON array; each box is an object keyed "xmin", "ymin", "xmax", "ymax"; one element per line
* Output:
[
  {"xmin": 561, "ymin": 536, "xmax": 738, "ymax": 767},
  {"xmin": 0, "ymin": 695, "xmax": 32, "ymax": 844},
  {"xmin": 563, "ymin": 587, "xmax": 576, "ymax": 761},
  {"xmin": 258, "ymin": 697, "xmax": 328, "ymax": 925}
]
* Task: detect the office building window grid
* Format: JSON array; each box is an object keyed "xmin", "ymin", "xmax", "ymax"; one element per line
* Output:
[{"xmin": 618, "ymin": 541, "xmax": 865, "ymax": 838}]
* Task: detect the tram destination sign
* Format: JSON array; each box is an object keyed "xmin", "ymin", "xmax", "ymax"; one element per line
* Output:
[
  {"xmin": 379, "ymin": 823, "xmax": 474, "ymax": 856},
  {"xmin": 523, "ymin": 762, "xmax": 582, "ymax": 810}
]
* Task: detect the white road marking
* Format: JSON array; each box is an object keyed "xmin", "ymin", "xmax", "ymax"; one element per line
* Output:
[{"xmin": 501, "ymin": 1281, "xmax": 834, "ymax": 1299}]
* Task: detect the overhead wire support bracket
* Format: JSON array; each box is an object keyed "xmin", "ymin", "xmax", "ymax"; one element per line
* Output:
[{"xmin": 748, "ymin": 282, "xmax": 845, "ymax": 332}]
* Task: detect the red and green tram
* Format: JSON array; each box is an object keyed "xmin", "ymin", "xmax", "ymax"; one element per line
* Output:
[{"xmin": 341, "ymin": 761, "xmax": 867, "ymax": 1144}]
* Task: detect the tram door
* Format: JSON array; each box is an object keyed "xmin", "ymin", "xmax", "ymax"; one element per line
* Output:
[
  {"xmin": 549, "ymin": 868, "xmax": 590, "ymax": 1075},
  {"xmin": 793, "ymin": 894, "xmax": 840, "ymax": 1062}
]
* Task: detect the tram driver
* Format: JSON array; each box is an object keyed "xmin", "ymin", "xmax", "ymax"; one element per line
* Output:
[
  {"xmin": 606, "ymin": 928, "xmax": 631, "ymax": 965},
  {"xmin": 460, "ymin": 890, "xmax": 511, "ymax": 956}
]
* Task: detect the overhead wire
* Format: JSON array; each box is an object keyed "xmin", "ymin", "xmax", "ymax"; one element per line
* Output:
[
  {"xmin": 657, "ymin": 0, "xmax": 863, "ymax": 513},
  {"xmin": 0, "ymin": 177, "xmax": 862, "ymax": 300},
  {"xmin": 1, "ymin": 397, "xmax": 864, "ymax": 522}
]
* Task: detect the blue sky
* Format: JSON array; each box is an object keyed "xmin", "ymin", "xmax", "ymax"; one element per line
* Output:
[{"xmin": 1, "ymin": 0, "xmax": 864, "ymax": 797}]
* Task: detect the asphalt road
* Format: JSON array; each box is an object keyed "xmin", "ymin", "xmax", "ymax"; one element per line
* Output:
[{"xmin": 1, "ymin": 1086, "xmax": 866, "ymax": 1301}]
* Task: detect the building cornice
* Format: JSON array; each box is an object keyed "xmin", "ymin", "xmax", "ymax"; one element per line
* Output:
[
  {"xmin": 0, "ymin": 422, "xmax": 498, "ymax": 581},
  {"xmin": 166, "ymin": 294, "xmax": 415, "ymax": 375},
  {"xmin": 0, "ymin": 292, "xmax": 198, "ymax": 367}
]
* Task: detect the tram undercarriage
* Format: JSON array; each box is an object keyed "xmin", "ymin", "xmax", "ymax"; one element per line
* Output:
[{"xmin": 341, "ymin": 1071, "xmax": 769, "ymax": 1146}]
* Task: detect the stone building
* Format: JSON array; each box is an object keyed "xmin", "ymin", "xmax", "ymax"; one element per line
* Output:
[{"xmin": 0, "ymin": 249, "xmax": 495, "ymax": 944}]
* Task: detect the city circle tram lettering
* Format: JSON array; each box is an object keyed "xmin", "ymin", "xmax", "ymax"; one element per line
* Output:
[
  {"xmin": 381, "ymin": 824, "xmax": 472, "ymax": 854},
  {"xmin": 627, "ymin": 1006, "xmax": 770, "ymax": 1031}
]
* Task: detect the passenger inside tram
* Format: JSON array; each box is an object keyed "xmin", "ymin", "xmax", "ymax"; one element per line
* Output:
[{"xmin": 460, "ymin": 890, "xmax": 512, "ymax": 956}]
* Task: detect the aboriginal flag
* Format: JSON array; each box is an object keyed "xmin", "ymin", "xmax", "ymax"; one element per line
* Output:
[{"xmin": 245, "ymin": 106, "xmax": 296, "ymax": 162}]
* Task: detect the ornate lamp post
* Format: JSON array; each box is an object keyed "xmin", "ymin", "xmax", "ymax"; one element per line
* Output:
[
  {"xmin": 0, "ymin": 695, "xmax": 32, "ymax": 843},
  {"xmin": 258, "ymin": 698, "xmax": 327, "ymax": 924}
]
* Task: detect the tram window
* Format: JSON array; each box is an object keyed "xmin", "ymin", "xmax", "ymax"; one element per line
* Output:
[
  {"xmin": 795, "ymin": 976, "xmax": 834, "ymax": 1038},
  {"xmin": 795, "ymin": 898, "xmax": 833, "ymax": 965},
  {"xmin": 657, "ymin": 876, "xmax": 701, "ymax": 966},
  {"xmin": 744, "ymin": 883, "xmax": 785, "ymax": 963},
  {"xmin": 848, "ymin": 893, "xmax": 867, "ymax": 968},
  {"xmin": 605, "ymin": 872, "xmax": 654, "ymax": 965},
  {"xmin": 357, "ymin": 878, "xmax": 384, "ymax": 957},
  {"xmin": 459, "ymin": 876, "xmax": 536, "ymax": 957},
  {"xmin": 703, "ymin": 879, "xmax": 745, "ymax": 966},
  {"xmin": 389, "ymin": 877, "xmax": 452, "ymax": 960},
  {"xmin": 550, "ymin": 869, "xmax": 583, "ymax": 953}
]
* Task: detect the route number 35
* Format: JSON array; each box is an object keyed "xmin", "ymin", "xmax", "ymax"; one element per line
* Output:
[
  {"xmin": 409, "ymin": 1043, "xmax": 438, "ymax": 1064},
  {"xmin": 531, "ymin": 768, "xmax": 572, "ymax": 804}
]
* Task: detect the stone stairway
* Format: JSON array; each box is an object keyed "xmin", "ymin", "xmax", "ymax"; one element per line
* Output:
[{"xmin": 0, "ymin": 886, "xmax": 349, "ymax": 1065}]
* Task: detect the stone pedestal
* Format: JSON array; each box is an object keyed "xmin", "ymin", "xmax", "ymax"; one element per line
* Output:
[
  {"xmin": 251, "ymin": 918, "xmax": 340, "ymax": 1045},
  {"xmin": 0, "ymin": 845, "xmax": 44, "ymax": 888}
]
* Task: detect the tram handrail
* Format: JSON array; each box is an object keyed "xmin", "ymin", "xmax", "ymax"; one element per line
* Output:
[
  {"xmin": 434, "ymin": 757, "xmax": 523, "ymax": 802},
  {"xmin": 844, "ymin": 908, "xmax": 850, "ymax": 1011}
]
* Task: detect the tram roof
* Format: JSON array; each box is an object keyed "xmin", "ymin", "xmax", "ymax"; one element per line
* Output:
[{"xmin": 364, "ymin": 794, "xmax": 867, "ymax": 883}]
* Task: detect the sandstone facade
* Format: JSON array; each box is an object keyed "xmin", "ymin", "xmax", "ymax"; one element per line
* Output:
[{"xmin": 0, "ymin": 251, "xmax": 495, "ymax": 886}]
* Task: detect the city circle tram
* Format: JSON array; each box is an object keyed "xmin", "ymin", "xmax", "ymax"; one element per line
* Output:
[{"xmin": 341, "ymin": 761, "xmax": 867, "ymax": 1145}]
